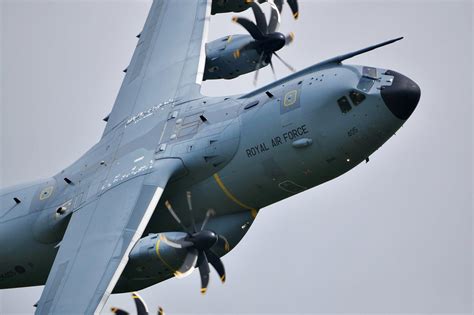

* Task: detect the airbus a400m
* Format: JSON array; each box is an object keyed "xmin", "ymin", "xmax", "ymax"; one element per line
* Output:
[{"xmin": 0, "ymin": 0, "xmax": 420, "ymax": 314}]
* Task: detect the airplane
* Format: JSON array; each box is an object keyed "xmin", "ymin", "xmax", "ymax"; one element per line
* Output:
[{"xmin": 0, "ymin": 0, "xmax": 421, "ymax": 314}]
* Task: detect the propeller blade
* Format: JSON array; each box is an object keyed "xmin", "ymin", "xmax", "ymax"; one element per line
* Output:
[
  {"xmin": 186, "ymin": 191, "xmax": 197, "ymax": 233},
  {"xmin": 233, "ymin": 40, "xmax": 261, "ymax": 59},
  {"xmin": 111, "ymin": 293, "xmax": 163, "ymax": 315},
  {"xmin": 249, "ymin": 2, "xmax": 268, "ymax": 35},
  {"xmin": 267, "ymin": 0, "xmax": 281, "ymax": 33},
  {"xmin": 233, "ymin": 49, "xmax": 241, "ymax": 59},
  {"xmin": 165, "ymin": 200, "xmax": 190, "ymax": 233},
  {"xmin": 232, "ymin": 16, "xmax": 265, "ymax": 40},
  {"xmin": 110, "ymin": 307, "xmax": 129, "ymax": 315},
  {"xmin": 198, "ymin": 252, "xmax": 210, "ymax": 294},
  {"xmin": 205, "ymin": 250, "xmax": 226, "ymax": 283},
  {"xmin": 270, "ymin": 61, "xmax": 277, "ymax": 81},
  {"xmin": 285, "ymin": 32, "xmax": 295, "ymax": 45},
  {"xmin": 273, "ymin": 52, "xmax": 296, "ymax": 72},
  {"xmin": 132, "ymin": 292, "xmax": 149, "ymax": 315},
  {"xmin": 217, "ymin": 234, "xmax": 231, "ymax": 252},
  {"xmin": 200, "ymin": 208, "xmax": 216, "ymax": 231},
  {"xmin": 159, "ymin": 234, "xmax": 193, "ymax": 249},
  {"xmin": 287, "ymin": 0, "xmax": 299, "ymax": 19},
  {"xmin": 174, "ymin": 248, "xmax": 199, "ymax": 278},
  {"xmin": 254, "ymin": 51, "xmax": 265, "ymax": 86},
  {"xmin": 272, "ymin": 0, "xmax": 284, "ymax": 12}
]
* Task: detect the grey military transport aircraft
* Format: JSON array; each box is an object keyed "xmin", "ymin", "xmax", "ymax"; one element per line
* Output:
[{"xmin": 0, "ymin": 0, "xmax": 420, "ymax": 314}]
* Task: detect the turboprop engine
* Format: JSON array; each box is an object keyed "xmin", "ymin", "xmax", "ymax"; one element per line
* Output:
[
  {"xmin": 204, "ymin": 1, "xmax": 294, "ymax": 83},
  {"xmin": 118, "ymin": 192, "xmax": 233, "ymax": 295},
  {"xmin": 204, "ymin": 34, "xmax": 266, "ymax": 80}
]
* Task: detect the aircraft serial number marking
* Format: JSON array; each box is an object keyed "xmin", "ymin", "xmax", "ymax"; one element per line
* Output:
[{"xmin": 245, "ymin": 124, "xmax": 309, "ymax": 158}]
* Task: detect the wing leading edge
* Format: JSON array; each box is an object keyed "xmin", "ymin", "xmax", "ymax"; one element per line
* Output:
[{"xmin": 103, "ymin": 0, "xmax": 212, "ymax": 137}]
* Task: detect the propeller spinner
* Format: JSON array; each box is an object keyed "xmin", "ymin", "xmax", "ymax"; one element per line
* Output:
[
  {"xmin": 163, "ymin": 191, "xmax": 229, "ymax": 294},
  {"xmin": 233, "ymin": 1, "xmax": 295, "ymax": 85}
]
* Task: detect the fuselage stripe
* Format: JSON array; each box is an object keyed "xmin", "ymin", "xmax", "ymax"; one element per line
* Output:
[{"xmin": 212, "ymin": 173, "xmax": 258, "ymax": 218}]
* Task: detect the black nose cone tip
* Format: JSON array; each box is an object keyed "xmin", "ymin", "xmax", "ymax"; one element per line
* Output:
[{"xmin": 381, "ymin": 70, "xmax": 421, "ymax": 120}]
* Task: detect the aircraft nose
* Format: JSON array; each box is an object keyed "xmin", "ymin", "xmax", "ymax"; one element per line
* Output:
[{"xmin": 381, "ymin": 70, "xmax": 421, "ymax": 120}]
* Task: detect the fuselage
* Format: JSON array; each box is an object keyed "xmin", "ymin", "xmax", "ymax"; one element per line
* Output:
[{"xmin": 0, "ymin": 63, "xmax": 420, "ymax": 292}]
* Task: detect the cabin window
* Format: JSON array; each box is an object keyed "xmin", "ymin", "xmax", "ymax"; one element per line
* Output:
[
  {"xmin": 349, "ymin": 90, "xmax": 366, "ymax": 106},
  {"xmin": 337, "ymin": 96, "xmax": 351, "ymax": 113}
]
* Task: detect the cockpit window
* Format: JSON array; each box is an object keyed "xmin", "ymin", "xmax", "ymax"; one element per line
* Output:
[
  {"xmin": 357, "ymin": 77, "xmax": 374, "ymax": 92},
  {"xmin": 337, "ymin": 96, "xmax": 351, "ymax": 113},
  {"xmin": 362, "ymin": 66, "xmax": 378, "ymax": 79},
  {"xmin": 349, "ymin": 90, "xmax": 366, "ymax": 106}
]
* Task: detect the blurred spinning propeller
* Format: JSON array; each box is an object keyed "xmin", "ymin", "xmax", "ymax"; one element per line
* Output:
[
  {"xmin": 162, "ymin": 191, "xmax": 230, "ymax": 294},
  {"xmin": 110, "ymin": 292, "xmax": 164, "ymax": 315},
  {"xmin": 233, "ymin": 1, "xmax": 296, "ymax": 85}
]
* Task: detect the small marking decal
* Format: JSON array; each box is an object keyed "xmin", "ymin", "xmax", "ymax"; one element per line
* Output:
[
  {"xmin": 134, "ymin": 156, "xmax": 144, "ymax": 163},
  {"xmin": 39, "ymin": 186, "xmax": 54, "ymax": 200},
  {"xmin": 125, "ymin": 99, "xmax": 174, "ymax": 127},
  {"xmin": 100, "ymin": 160, "xmax": 154, "ymax": 191},
  {"xmin": 283, "ymin": 90, "xmax": 298, "ymax": 107}
]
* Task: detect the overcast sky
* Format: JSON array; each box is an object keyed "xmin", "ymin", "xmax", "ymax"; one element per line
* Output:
[{"xmin": 1, "ymin": 0, "xmax": 472, "ymax": 314}]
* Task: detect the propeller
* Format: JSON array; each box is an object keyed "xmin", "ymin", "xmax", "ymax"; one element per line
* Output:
[
  {"xmin": 233, "ymin": 1, "xmax": 296, "ymax": 85},
  {"xmin": 271, "ymin": 0, "xmax": 299, "ymax": 19},
  {"xmin": 163, "ymin": 191, "xmax": 230, "ymax": 294},
  {"xmin": 255, "ymin": 0, "xmax": 299, "ymax": 20},
  {"xmin": 111, "ymin": 292, "xmax": 164, "ymax": 315}
]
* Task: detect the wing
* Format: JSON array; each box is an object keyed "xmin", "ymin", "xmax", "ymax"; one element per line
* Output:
[
  {"xmin": 35, "ymin": 160, "xmax": 183, "ymax": 315},
  {"xmin": 103, "ymin": 0, "xmax": 211, "ymax": 137}
]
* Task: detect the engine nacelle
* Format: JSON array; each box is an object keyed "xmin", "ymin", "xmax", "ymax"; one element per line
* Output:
[
  {"xmin": 114, "ymin": 211, "xmax": 256, "ymax": 293},
  {"xmin": 204, "ymin": 35, "xmax": 269, "ymax": 80},
  {"xmin": 125, "ymin": 232, "xmax": 189, "ymax": 280},
  {"xmin": 211, "ymin": 0, "xmax": 251, "ymax": 15}
]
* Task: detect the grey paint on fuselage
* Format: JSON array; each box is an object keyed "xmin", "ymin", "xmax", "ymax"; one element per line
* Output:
[{"xmin": 0, "ymin": 61, "xmax": 418, "ymax": 292}]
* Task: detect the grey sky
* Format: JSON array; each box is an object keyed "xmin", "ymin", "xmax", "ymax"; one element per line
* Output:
[{"xmin": 1, "ymin": 0, "xmax": 472, "ymax": 314}]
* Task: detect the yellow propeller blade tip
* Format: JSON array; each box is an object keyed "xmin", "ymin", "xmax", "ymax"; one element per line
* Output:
[
  {"xmin": 200, "ymin": 288, "xmax": 207, "ymax": 295},
  {"xmin": 110, "ymin": 307, "xmax": 118, "ymax": 313},
  {"xmin": 232, "ymin": 16, "xmax": 238, "ymax": 22},
  {"xmin": 221, "ymin": 275, "xmax": 226, "ymax": 283},
  {"xmin": 158, "ymin": 306, "xmax": 165, "ymax": 315},
  {"xmin": 293, "ymin": 12, "xmax": 299, "ymax": 19}
]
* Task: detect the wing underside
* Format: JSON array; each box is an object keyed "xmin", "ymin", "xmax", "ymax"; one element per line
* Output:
[
  {"xmin": 35, "ymin": 176, "xmax": 164, "ymax": 315},
  {"xmin": 35, "ymin": 157, "xmax": 185, "ymax": 315}
]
